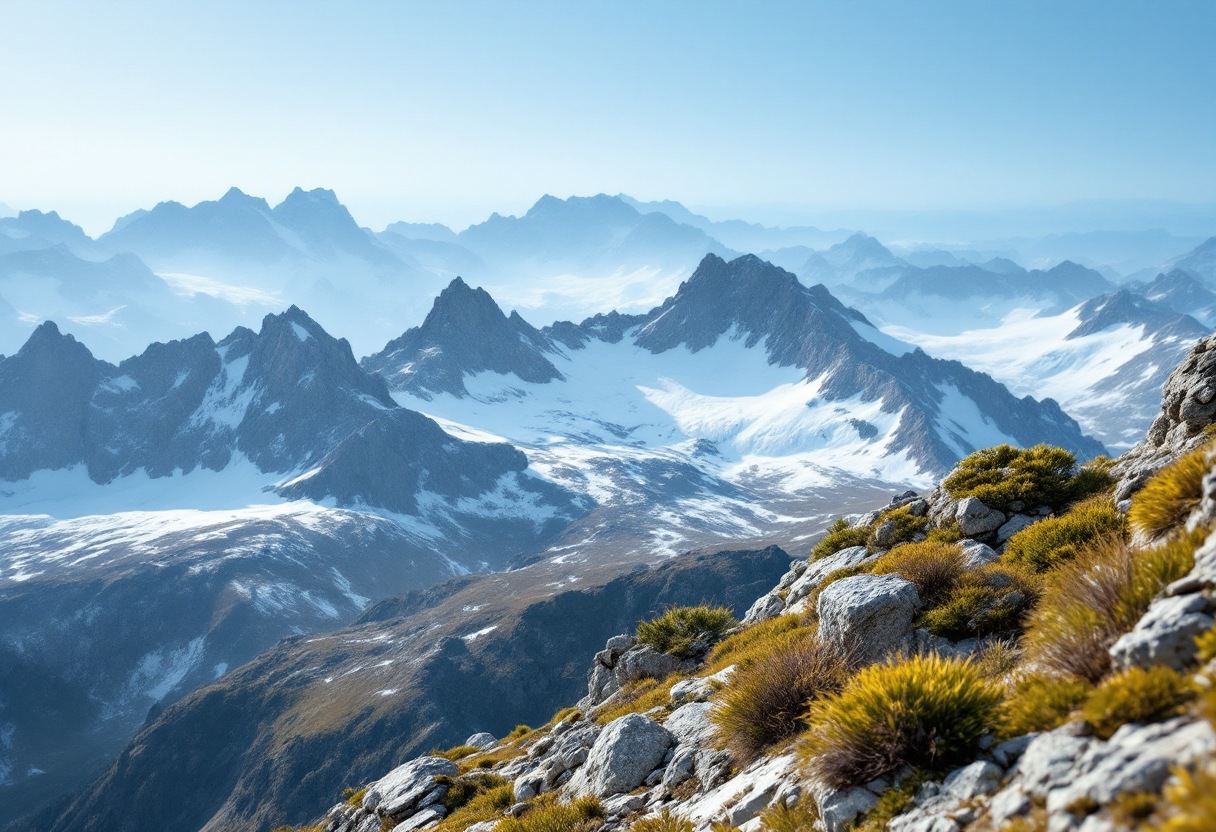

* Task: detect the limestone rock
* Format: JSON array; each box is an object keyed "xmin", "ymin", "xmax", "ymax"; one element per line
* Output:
[
  {"xmin": 664, "ymin": 701, "xmax": 715, "ymax": 747},
  {"xmin": 817, "ymin": 573, "xmax": 921, "ymax": 665},
  {"xmin": 786, "ymin": 546, "xmax": 876, "ymax": 608},
  {"xmin": 814, "ymin": 784, "xmax": 879, "ymax": 832},
  {"xmin": 955, "ymin": 497, "xmax": 1006, "ymax": 537},
  {"xmin": 362, "ymin": 756, "xmax": 458, "ymax": 818},
  {"xmin": 996, "ymin": 513, "xmax": 1037, "ymax": 543},
  {"xmin": 961, "ymin": 541, "xmax": 999, "ymax": 568},
  {"xmin": 1109, "ymin": 592, "xmax": 1215, "ymax": 672},
  {"xmin": 566, "ymin": 713, "xmax": 675, "ymax": 798},
  {"xmin": 615, "ymin": 645, "xmax": 682, "ymax": 686},
  {"xmin": 464, "ymin": 732, "xmax": 497, "ymax": 750},
  {"xmin": 942, "ymin": 760, "xmax": 1003, "ymax": 801}
]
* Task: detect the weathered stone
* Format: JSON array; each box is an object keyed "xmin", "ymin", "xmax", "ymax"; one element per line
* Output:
[
  {"xmin": 615, "ymin": 645, "xmax": 682, "ymax": 686},
  {"xmin": 961, "ymin": 541, "xmax": 999, "ymax": 568},
  {"xmin": 873, "ymin": 519, "xmax": 898, "ymax": 548},
  {"xmin": 814, "ymin": 785, "xmax": 879, "ymax": 832},
  {"xmin": 1015, "ymin": 733, "xmax": 1095, "ymax": 798},
  {"xmin": 955, "ymin": 497, "xmax": 1005, "ymax": 537},
  {"xmin": 1045, "ymin": 718, "xmax": 1216, "ymax": 813},
  {"xmin": 669, "ymin": 666, "xmax": 733, "ymax": 702},
  {"xmin": 786, "ymin": 546, "xmax": 876, "ymax": 607},
  {"xmin": 908, "ymin": 498, "xmax": 930, "ymax": 517},
  {"xmin": 362, "ymin": 756, "xmax": 458, "ymax": 818},
  {"xmin": 513, "ymin": 776, "xmax": 541, "ymax": 802},
  {"xmin": 566, "ymin": 713, "xmax": 675, "ymax": 798},
  {"xmin": 942, "ymin": 760, "xmax": 1003, "ymax": 801},
  {"xmin": 664, "ymin": 702, "xmax": 715, "ymax": 747},
  {"xmin": 992, "ymin": 733, "xmax": 1039, "ymax": 768},
  {"xmin": 464, "ymin": 732, "xmax": 497, "ymax": 750},
  {"xmin": 1109, "ymin": 592, "xmax": 1215, "ymax": 672},
  {"xmin": 997, "ymin": 513, "xmax": 1037, "ymax": 543},
  {"xmin": 818, "ymin": 573, "xmax": 921, "ymax": 665},
  {"xmin": 727, "ymin": 780, "xmax": 780, "ymax": 827},
  {"xmin": 662, "ymin": 746, "xmax": 696, "ymax": 790},
  {"xmin": 742, "ymin": 592, "xmax": 785, "ymax": 624},
  {"xmin": 988, "ymin": 786, "xmax": 1031, "ymax": 823},
  {"xmin": 602, "ymin": 792, "xmax": 648, "ymax": 816},
  {"xmin": 395, "ymin": 806, "xmax": 445, "ymax": 832}
]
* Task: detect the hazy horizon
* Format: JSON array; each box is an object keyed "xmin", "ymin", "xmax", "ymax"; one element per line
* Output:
[{"xmin": 2, "ymin": 0, "xmax": 1212, "ymax": 237}]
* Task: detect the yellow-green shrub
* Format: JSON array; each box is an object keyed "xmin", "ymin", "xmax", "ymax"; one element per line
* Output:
[
  {"xmin": 1003, "ymin": 498, "xmax": 1126, "ymax": 573},
  {"xmin": 436, "ymin": 745, "xmax": 482, "ymax": 761},
  {"xmin": 852, "ymin": 773, "xmax": 927, "ymax": 832},
  {"xmin": 999, "ymin": 673, "xmax": 1091, "ymax": 739},
  {"xmin": 943, "ymin": 444, "xmax": 1082, "ymax": 511},
  {"xmin": 868, "ymin": 506, "xmax": 928, "ymax": 550},
  {"xmin": 919, "ymin": 562, "xmax": 1039, "ymax": 641},
  {"xmin": 872, "ymin": 542, "xmax": 966, "ymax": 607},
  {"xmin": 507, "ymin": 724, "xmax": 532, "ymax": 740},
  {"xmin": 630, "ymin": 810, "xmax": 693, "ymax": 832},
  {"xmin": 1147, "ymin": 761, "xmax": 1216, "ymax": 832},
  {"xmin": 1129, "ymin": 443, "xmax": 1212, "ymax": 539},
  {"xmin": 436, "ymin": 783, "xmax": 515, "ymax": 831},
  {"xmin": 438, "ymin": 772, "xmax": 509, "ymax": 814},
  {"xmin": 812, "ymin": 518, "xmax": 872, "ymax": 560},
  {"xmin": 801, "ymin": 654, "xmax": 1002, "ymax": 786},
  {"xmin": 755, "ymin": 798, "xmax": 820, "ymax": 832},
  {"xmin": 707, "ymin": 614, "xmax": 812, "ymax": 672},
  {"xmin": 1081, "ymin": 666, "xmax": 1195, "ymax": 740},
  {"xmin": 637, "ymin": 605, "xmax": 737, "ymax": 659},
  {"xmin": 497, "ymin": 795, "xmax": 604, "ymax": 832},
  {"xmin": 712, "ymin": 632, "xmax": 850, "ymax": 762}
]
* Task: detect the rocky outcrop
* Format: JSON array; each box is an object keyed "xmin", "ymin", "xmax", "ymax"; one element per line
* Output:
[
  {"xmin": 817, "ymin": 574, "xmax": 921, "ymax": 665},
  {"xmin": 567, "ymin": 714, "xmax": 675, "ymax": 798},
  {"xmin": 1113, "ymin": 333, "xmax": 1216, "ymax": 502}
]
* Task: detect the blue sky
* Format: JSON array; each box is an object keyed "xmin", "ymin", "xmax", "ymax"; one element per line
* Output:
[{"xmin": 1, "ymin": 0, "xmax": 1213, "ymax": 234}]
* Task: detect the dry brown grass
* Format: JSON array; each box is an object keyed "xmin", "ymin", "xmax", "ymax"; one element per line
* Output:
[{"xmin": 712, "ymin": 632, "xmax": 850, "ymax": 763}]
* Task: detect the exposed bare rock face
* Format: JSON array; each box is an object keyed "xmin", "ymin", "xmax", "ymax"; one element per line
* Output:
[{"xmin": 1113, "ymin": 333, "xmax": 1216, "ymax": 502}]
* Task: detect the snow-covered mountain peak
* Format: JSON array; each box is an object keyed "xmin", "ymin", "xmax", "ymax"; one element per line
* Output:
[{"xmin": 362, "ymin": 277, "xmax": 562, "ymax": 399}]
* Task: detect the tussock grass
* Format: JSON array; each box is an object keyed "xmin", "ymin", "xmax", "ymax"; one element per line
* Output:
[
  {"xmin": 435, "ymin": 745, "xmax": 482, "ymax": 761},
  {"xmin": 497, "ymin": 794, "xmax": 605, "ymax": 832},
  {"xmin": 999, "ymin": 673, "xmax": 1091, "ymax": 739},
  {"xmin": 637, "ymin": 605, "xmax": 737, "ymax": 659},
  {"xmin": 755, "ymin": 798, "xmax": 820, "ymax": 832},
  {"xmin": 812, "ymin": 518, "xmax": 871, "ymax": 560},
  {"xmin": 507, "ymin": 724, "xmax": 532, "ymax": 740},
  {"xmin": 712, "ymin": 632, "xmax": 850, "ymax": 763},
  {"xmin": 1129, "ymin": 443, "xmax": 1212, "ymax": 539},
  {"xmin": 801, "ymin": 654, "xmax": 1002, "ymax": 787},
  {"xmin": 629, "ymin": 810, "xmax": 693, "ymax": 832},
  {"xmin": 1022, "ymin": 538, "xmax": 1137, "ymax": 682},
  {"xmin": 1003, "ymin": 498, "xmax": 1126, "ymax": 573},
  {"xmin": 1146, "ymin": 761, "xmax": 1216, "ymax": 832},
  {"xmin": 594, "ymin": 673, "xmax": 684, "ymax": 725},
  {"xmin": 437, "ymin": 772, "xmax": 509, "ymax": 814},
  {"xmin": 706, "ymin": 614, "xmax": 813, "ymax": 673},
  {"xmin": 435, "ymin": 784, "xmax": 515, "ymax": 831},
  {"xmin": 872, "ymin": 542, "xmax": 966, "ymax": 607},
  {"xmin": 1081, "ymin": 665, "xmax": 1195, "ymax": 739},
  {"xmin": 1023, "ymin": 531, "xmax": 1200, "ymax": 683},
  {"xmin": 943, "ymin": 444, "xmax": 1085, "ymax": 512},
  {"xmin": 852, "ymin": 772, "xmax": 928, "ymax": 832}
]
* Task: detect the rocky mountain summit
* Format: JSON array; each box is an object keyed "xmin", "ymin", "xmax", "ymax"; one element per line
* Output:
[
  {"xmin": 291, "ymin": 338, "xmax": 1216, "ymax": 832},
  {"xmin": 367, "ymin": 254, "xmax": 1105, "ymax": 476}
]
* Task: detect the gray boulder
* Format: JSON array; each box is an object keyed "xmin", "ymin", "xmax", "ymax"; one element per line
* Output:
[
  {"xmin": 996, "ymin": 513, "xmax": 1037, "ymax": 543},
  {"xmin": 813, "ymin": 784, "xmax": 880, "ymax": 832},
  {"xmin": 818, "ymin": 573, "xmax": 921, "ymax": 665},
  {"xmin": 615, "ymin": 645, "xmax": 682, "ymax": 686},
  {"xmin": 664, "ymin": 701, "xmax": 715, "ymax": 747},
  {"xmin": 566, "ymin": 713, "xmax": 675, "ymax": 798},
  {"xmin": 362, "ymin": 756, "xmax": 458, "ymax": 818},
  {"xmin": 961, "ymin": 541, "xmax": 999, "ymax": 568},
  {"xmin": 464, "ymin": 732, "xmax": 497, "ymax": 750},
  {"xmin": 1109, "ymin": 592, "xmax": 1215, "ymax": 672},
  {"xmin": 942, "ymin": 760, "xmax": 1003, "ymax": 801},
  {"xmin": 786, "ymin": 545, "xmax": 875, "ymax": 608},
  {"xmin": 955, "ymin": 497, "xmax": 1006, "ymax": 537}
]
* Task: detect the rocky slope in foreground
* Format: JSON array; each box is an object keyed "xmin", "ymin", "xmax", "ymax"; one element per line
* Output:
[{"xmin": 277, "ymin": 334, "xmax": 1216, "ymax": 832}]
